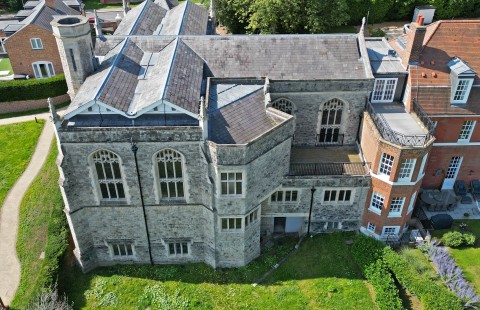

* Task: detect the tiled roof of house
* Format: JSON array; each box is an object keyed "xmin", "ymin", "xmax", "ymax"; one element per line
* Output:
[{"xmin": 409, "ymin": 21, "xmax": 480, "ymax": 114}]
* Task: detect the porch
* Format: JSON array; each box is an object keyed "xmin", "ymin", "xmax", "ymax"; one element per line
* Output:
[
  {"xmin": 289, "ymin": 146, "xmax": 369, "ymax": 176},
  {"xmin": 421, "ymin": 190, "xmax": 480, "ymax": 220}
]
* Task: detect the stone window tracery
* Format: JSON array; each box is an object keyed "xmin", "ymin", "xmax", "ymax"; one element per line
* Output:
[
  {"xmin": 91, "ymin": 149, "xmax": 125, "ymax": 200},
  {"xmin": 272, "ymin": 98, "xmax": 294, "ymax": 115},
  {"xmin": 317, "ymin": 99, "xmax": 344, "ymax": 144},
  {"xmin": 155, "ymin": 149, "xmax": 185, "ymax": 199}
]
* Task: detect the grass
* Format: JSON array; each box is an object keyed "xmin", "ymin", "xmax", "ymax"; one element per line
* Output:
[
  {"xmin": 0, "ymin": 120, "xmax": 45, "ymax": 207},
  {"xmin": 11, "ymin": 140, "xmax": 68, "ymax": 309},
  {"xmin": 82, "ymin": 0, "xmax": 140, "ymax": 10},
  {"xmin": 0, "ymin": 56, "xmax": 13, "ymax": 76},
  {"xmin": 60, "ymin": 233, "xmax": 375, "ymax": 309},
  {"xmin": 432, "ymin": 220, "xmax": 480, "ymax": 293},
  {"xmin": 0, "ymin": 101, "xmax": 70, "ymax": 119}
]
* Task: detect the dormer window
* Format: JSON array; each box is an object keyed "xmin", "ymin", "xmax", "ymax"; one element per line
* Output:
[{"xmin": 448, "ymin": 57, "xmax": 476, "ymax": 105}]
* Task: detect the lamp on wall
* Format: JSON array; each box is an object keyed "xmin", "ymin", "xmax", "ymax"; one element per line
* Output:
[
  {"xmin": 469, "ymin": 170, "xmax": 474, "ymax": 176},
  {"xmin": 433, "ymin": 169, "xmax": 444, "ymax": 176}
]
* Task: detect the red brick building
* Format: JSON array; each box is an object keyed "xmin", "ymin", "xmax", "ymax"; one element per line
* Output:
[
  {"xmin": 393, "ymin": 21, "xmax": 480, "ymax": 191},
  {"xmin": 4, "ymin": 0, "xmax": 79, "ymax": 78}
]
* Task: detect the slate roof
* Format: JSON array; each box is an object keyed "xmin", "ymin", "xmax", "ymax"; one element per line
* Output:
[
  {"xmin": 208, "ymin": 89, "xmax": 285, "ymax": 144},
  {"xmin": 405, "ymin": 21, "xmax": 480, "ymax": 114},
  {"xmin": 113, "ymin": 0, "xmax": 167, "ymax": 35}
]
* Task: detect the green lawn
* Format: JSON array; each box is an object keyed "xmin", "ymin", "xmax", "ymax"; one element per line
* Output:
[
  {"xmin": 82, "ymin": 0, "xmax": 140, "ymax": 10},
  {"xmin": 0, "ymin": 56, "xmax": 13, "ymax": 76},
  {"xmin": 60, "ymin": 233, "xmax": 375, "ymax": 309},
  {"xmin": 0, "ymin": 120, "xmax": 45, "ymax": 207},
  {"xmin": 431, "ymin": 220, "xmax": 480, "ymax": 293},
  {"xmin": 11, "ymin": 140, "xmax": 68, "ymax": 309}
]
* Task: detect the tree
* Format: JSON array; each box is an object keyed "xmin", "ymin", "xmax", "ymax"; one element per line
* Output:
[{"xmin": 214, "ymin": 0, "xmax": 253, "ymax": 34}]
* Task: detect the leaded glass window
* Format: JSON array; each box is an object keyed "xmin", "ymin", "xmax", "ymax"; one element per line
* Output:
[
  {"xmin": 91, "ymin": 150, "xmax": 125, "ymax": 200},
  {"xmin": 155, "ymin": 149, "xmax": 185, "ymax": 199}
]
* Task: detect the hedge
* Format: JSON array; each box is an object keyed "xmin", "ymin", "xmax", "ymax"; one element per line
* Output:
[
  {"xmin": 382, "ymin": 247, "xmax": 463, "ymax": 310},
  {"xmin": 0, "ymin": 74, "xmax": 67, "ymax": 102},
  {"xmin": 352, "ymin": 235, "xmax": 404, "ymax": 310}
]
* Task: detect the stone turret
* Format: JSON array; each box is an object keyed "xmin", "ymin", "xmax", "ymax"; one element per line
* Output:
[{"xmin": 51, "ymin": 16, "xmax": 96, "ymax": 99}]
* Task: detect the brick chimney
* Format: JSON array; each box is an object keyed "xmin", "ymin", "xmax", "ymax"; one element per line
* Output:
[
  {"xmin": 402, "ymin": 16, "xmax": 427, "ymax": 67},
  {"xmin": 45, "ymin": 0, "xmax": 56, "ymax": 9}
]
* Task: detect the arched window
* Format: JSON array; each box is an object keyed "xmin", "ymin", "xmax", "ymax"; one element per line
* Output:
[
  {"xmin": 318, "ymin": 99, "xmax": 344, "ymax": 144},
  {"xmin": 91, "ymin": 150, "xmax": 125, "ymax": 200},
  {"xmin": 272, "ymin": 98, "xmax": 294, "ymax": 115},
  {"xmin": 155, "ymin": 149, "xmax": 185, "ymax": 199}
]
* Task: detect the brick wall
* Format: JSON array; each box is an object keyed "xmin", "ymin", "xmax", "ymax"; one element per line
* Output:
[
  {"xmin": 0, "ymin": 93, "xmax": 69, "ymax": 114},
  {"xmin": 4, "ymin": 24, "xmax": 64, "ymax": 77}
]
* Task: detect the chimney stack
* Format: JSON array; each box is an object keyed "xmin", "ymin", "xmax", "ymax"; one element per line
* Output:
[
  {"xmin": 51, "ymin": 16, "xmax": 96, "ymax": 99},
  {"xmin": 401, "ymin": 17, "xmax": 426, "ymax": 67}
]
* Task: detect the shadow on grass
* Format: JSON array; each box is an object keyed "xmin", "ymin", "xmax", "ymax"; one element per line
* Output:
[{"xmin": 59, "ymin": 233, "xmax": 368, "ymax": 309}]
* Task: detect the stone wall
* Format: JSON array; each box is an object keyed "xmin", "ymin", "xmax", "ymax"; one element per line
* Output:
[{"xmin": 0, "ymin": 93, "xmax": 69, "ymax": 114}]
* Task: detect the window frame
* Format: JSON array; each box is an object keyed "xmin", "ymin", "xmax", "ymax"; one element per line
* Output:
[
  {"xmin": 271, "ymin": 189, "xmax": 299, "ymax": 203},
  {"xmin": 369, "ymin": 191, "xmax": 385, "ymax": 215},
  {"xmin": 90, "ymin": 149, "xmax": 127, "ymax": 202},
  {"xmin": 398, "ymin": 158, "xmax": 416, "ymax": 182},
  {"xmin": 31, "ymin": 61, "xmax": 55, "ymax": 79},
  {"xmin": 317, "ymin": 98, "xmax": 345, "ymax": 145},
  {"xmin": 154, "ymin": 149, "xmax": 186, "ymax": 202},
  {"xmin": 108, "ymin": 241, "xmax": 135, "ymax": 259},
  {"xmin": 382, "ymin": 226, "xmax": 400, "ymax": 237},
  {"xmin": 244, "ymin": 207, "xmax": 260, "ymax": 229},
  {"xmin": 371, "ymin": 78, "xmax": 398, "ymax": 103},
  {"xmin": 271, "ymin": 98, "xmax": 295, "ymax": 115},
  {"xmin": 219, "ymin": 171, "xmax": 245, "ymax": 197},
  {"xmin": 418, "ymin": 153, "xmax": 428, "ymax": 180},
  {"xmin": 367, "ymin": 222, "xmax": 376, "ymax": 233},
  {"xmin": 322, "ymin": 188, "xmax": 353, "ymax": 204},
  {"xmin": 458, "ymin": 120, "xmax": 476, "ymax": 142},
  {"xmin": 378, "ymin": 153, "xmax": 395, "ymax": 177},
  {"xmin": 407, "ymin": 192, "xmax": 417, "ymax": 214},
  {"xmin": 388, "ymin": 197, "xmax": 405, "ymax": 217},
  {"xmin": 167, "ymin": 241, "xmax": 190, "ymax": 256},
  {"xmin": 220, "ymin": 217, "xmax": 243, "ymax": 232},
  {"xmin": 30, "ymin": 38, "xmax": 43, "ymax": 50},
  {"xmin": 451, "ymin": 78, "xmax": 474, "ymax": 104}
]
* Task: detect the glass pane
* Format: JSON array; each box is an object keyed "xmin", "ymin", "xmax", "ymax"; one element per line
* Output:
[
  {"xmin": 333, "ymin": 129, "xmax": 339, "ymax": 142},
  {"xmin": 177, "ymin": 182, "xmax": 184, "ymax": 197},
  {"xmin": 335, "ymin": 110, "xmax": 342, "ymax": 124},
  {"xmin": 245, "ymin": 216, "xmax": 249, "ymax": 226},
  {"xmin": 229, "ymin": 218, "xmax": 234, "ymax": 228},
  {"xmin": 33, "ymin": 65, "xmax": 41, "ymax": 78},
  {"xmin": 117, "ymin": 183, "xmax": 125, "ymax": 199},
  {"xmin": 113, "ymin": 245, "xmax": 119, "ymax": 256},
  {"xmin": 176, "ymin": 243, "xmax": 181, "ymax": 253},
  {"xmin": 285, "ymin": 191, "xmax": 291, "ymax": 201},
  {"xmin": 236, "ymin": 182, "xmax": 242, "ymax": 195},
  {"xmin": 345, "ymin": 191, "xmax": 351, "ymax": 201},
  {"xmin": 236, "ymin": 173, "xmax": 242, "ymax": 180},
  {"xmin": 112, "ymin": 162, "xmax": 121, "ymax": 179},
  {"xmin": 158, "ymin": 162, "xmax": 166, "ymax": 178},
  {"xmin": 228, "ymin": 182, "xmax": 234, "ymax": 194},
  {"xmin": 277, "ymin": 191, "xmax": 283, "ymax": 201},
  {"xmin": 271, "ymin": 193, "xmax": 276, "ymax": 201},
  {"xmin": 100, "ymin": 184, "xmax": 109, "ymax": 199},
  {"xmin": 169, "ymin": 243, "xmax": 175, "ymax": 254},
  {"xmin": 236, "ymin": 218, "xmax": 241, "ymax": 228},
  {"xmin": 127, "ymin": 244, "xmax": 133, "ymax": 255},
  {"xmin": 174, "ymin": 162, "xmax": 183, "ymax": 178},
  {"xmin": 319, "ymin": 128, "xmax": 326, "ymax": 142},
  {"xmin": 161, "ymin": 183, "xmax": 169, "ymax": 197},
  {"xmin": 166, "ymin": 162, "xmax": 174, "ymax": 179},
  {"xmin": 221, "ymin": 182, "xmax": 227, "ymax": 195},
  {"xmin": 326, "ymin": 129, "xmax": 333, "ymax": 142},
  {"xmin": 339, "ymin": 190, "xmax": 345, "ymax": 201},
  {"xmin": 47, "ymin": 63, "xmax": 54, "ymax": 76},
  {"xmin": 221, "ymin": 173, "xmax": 227, "ymax": 180},
  {"xmin": 119, "ymin": 244, "xmax": 126, "ymax": 256},
  {"xmin": 95, "ymin": 163, "xmax": 105, "ymax": 179},
  {"xmin": 108, "ymin": 183, "xmax": 117, "ymax": 198},
  {"xmin": 328, "ymin": 110, "xmax": 335, "ymax": 125},
  {"xmin": 292, "ymin": 191, "xmax": 298, "ymax": 201},
  {"xmin": 104, "ymin": 164, "xmax": 113, "ymax": 179},
  {"xmin": 228, "ymin": 173, "xmax": 234, "ymax": 179},
  {"xmin": 321, "ymin": 111, "xmax": 328, "ymax": 125},
  {"xmin": 324, "ymin": 191, "xmax": 330, "ymax": 201},
  {"xmin": 40, "ymin": 64, "xmax": 47, "ymax": 77},
  {"xmin": 331, "ymin": 190, "xmax": 337, "ymax": 201},
  {"xmin": 222, "ymin": 218, "xmax": 228, "ymax": 229},
  {"xmin": 182, "ymin": 243, "xmax": 188, "ymax": 254},
  {"xmin": 168, "ymin": 182, "xmax": 176, "ymax": 198}
]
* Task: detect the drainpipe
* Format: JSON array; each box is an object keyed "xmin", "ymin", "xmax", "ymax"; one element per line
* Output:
[
  {"xmin": 131, "ymin": 139, "xmax": 153, "ymax": 265},
  {"xmin": 307, "ymin": 186, "xmax": 316, "ymax": 236}
]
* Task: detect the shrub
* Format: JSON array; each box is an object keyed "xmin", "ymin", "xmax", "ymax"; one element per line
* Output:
[
  {"xmin": 442, "ymin": 231, "xmax": 464, "ymax": 247},
  {"xmin": 383, "ymin": 247, "xmax": 463, "ymax": 310},
  {"xmin": 26, "ymin": 282, "xmax": 73, "ymax": 310},
  {"xmin": 0, "ymin": 74, "xmax": 67, "ymax": 102},
  {"xmin": 352, "ymin": 235, "xmax": 403, "ymax": 310},
  {"xmin": 463, "ymin": 233, "xmax": 476, "ymax": 246}
]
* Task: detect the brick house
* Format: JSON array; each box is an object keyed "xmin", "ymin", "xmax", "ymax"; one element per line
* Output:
[
  {"xmin": 391, "ymin": 21, "xmax": 480, "ymax": 191},
  {"xmin": 4, "ymin": 0, "xmax": 79, "ymax": 78}
]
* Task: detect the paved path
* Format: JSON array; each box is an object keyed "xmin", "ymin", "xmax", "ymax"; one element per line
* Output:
[{"xmin": 0, "ymin": 114, "xmax": 55, "ymax": 304}]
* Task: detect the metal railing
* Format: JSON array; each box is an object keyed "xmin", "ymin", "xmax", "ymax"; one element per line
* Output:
[
  {"xmin": 366, "ymin": 102, "xmax": 431, "ymax": 147},
  {"xmin": 413, "ymin": 99, "xmax": 436, "ymax": 134},
  {"xmin": 315, "ymin": 134, "xmax": 344, "ymax": 146},
  {"xmin": 289, "ymin": 162, "xmax": 369, "ymax": 176}
]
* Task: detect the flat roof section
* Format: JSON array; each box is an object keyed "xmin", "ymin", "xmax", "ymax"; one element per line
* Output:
[
  {"xmin": 365, "ymin": 37, "xmax": 406, "ymax": 74},
  {"xmin": 370, "ymin": 103, "xmax": 427, "ymax": 136}
]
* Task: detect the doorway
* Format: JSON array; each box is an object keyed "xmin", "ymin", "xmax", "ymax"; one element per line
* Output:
[
  {"xmin": 273, "ymin": 217, "xmax": 286, "ymax": 233},
  {"xmin": 442, "ymin": 156, "xmax": 463, "ymax": 190}
]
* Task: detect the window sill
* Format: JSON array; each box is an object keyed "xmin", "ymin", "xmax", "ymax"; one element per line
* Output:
[
  {"xmin": 99, "ymin": 199, "xmax": 128, "ymax": 206},
  {"xmin": 158, "ymin": 199, "xmax": 187, "ymax": 205},
  {"xmin": 387, "ymin": 214, "xmax": 402, "ymax": 218},
  {"xmin": 368, "ymin": 207, "xmax": 382, "ymax": 216}
]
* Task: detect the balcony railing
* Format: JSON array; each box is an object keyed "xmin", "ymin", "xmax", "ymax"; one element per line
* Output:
[
  {"xmin": 289, "ymin": 162, "xmax": 369, "ymax": 176},
  {"xmin": 413, "ymin": 99, "xmax": 436, "ymax": 134},
  {"xmin": 366, "ymin": 102, "xmax": 431, "ymax": 147}
]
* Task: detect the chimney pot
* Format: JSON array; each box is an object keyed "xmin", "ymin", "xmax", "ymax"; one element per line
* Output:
[
  {"xmin": 431, "ymin": 72, "xmax": 437, "ymax": 78},
  {"xmin": 430, "ymin": 60, "xmax": 435, "ymax": 65},
  {"xmin": 419, "ymin": 16, "xmax": 424, "ymax": 26},
  {"xmin": 422, "ymin": 72, "xmax": 427, "ymax": 78}
]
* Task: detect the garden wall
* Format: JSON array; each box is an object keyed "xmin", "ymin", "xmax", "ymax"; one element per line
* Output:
[{"xmin": 0, "ymin": 94, "xmax": 69, "ymax": 114}]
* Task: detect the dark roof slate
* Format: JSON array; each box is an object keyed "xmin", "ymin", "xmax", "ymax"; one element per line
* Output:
[
  {"xmin": 179, "ymin": 1, "xmax": 208, "ymax": 35},
  {"xmin": 209, "ymin": 89, "xmax": 279, "ymax": 144}
]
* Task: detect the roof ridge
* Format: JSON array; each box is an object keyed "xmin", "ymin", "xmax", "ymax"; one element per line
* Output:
[
  {"xmin": 129, "ymin": 0, "xmax": 150, "ymax": 35},
  {"xmin": 177, "ymin": 0, "xmax": 189, "ymax": 35},
  {"xmin": 161, "ymin": 38, "xmax": 180, "ymax": 101}
]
